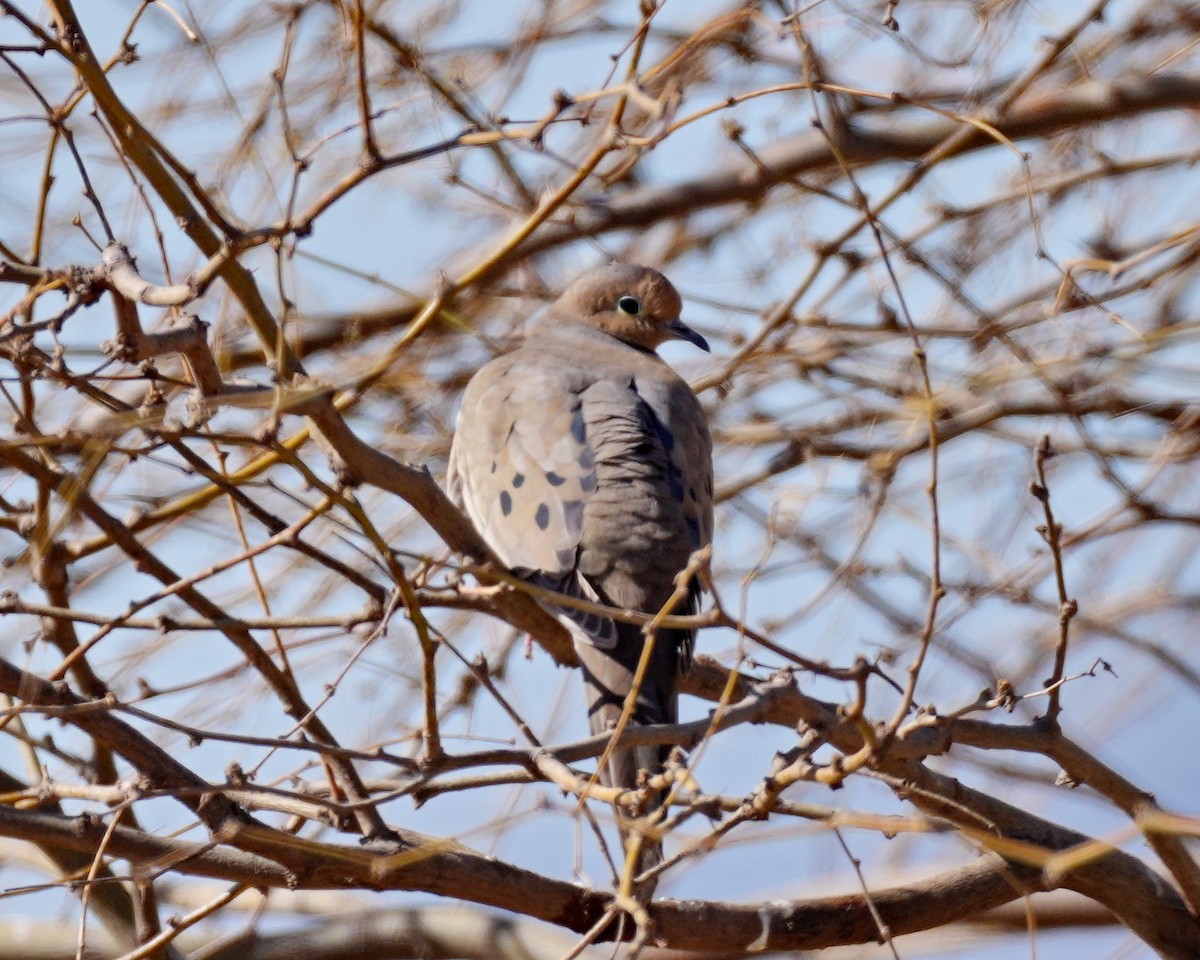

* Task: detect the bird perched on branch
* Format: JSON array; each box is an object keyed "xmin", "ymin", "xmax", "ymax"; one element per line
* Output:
[{"xmin": 448, "ymin": 263, "xmax": 713, "ymax": 885}]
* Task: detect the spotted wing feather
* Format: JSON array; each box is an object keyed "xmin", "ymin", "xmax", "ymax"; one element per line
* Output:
[{"xmin": 448, "ymin": 351, "xmax": 616, "ymax": 648}]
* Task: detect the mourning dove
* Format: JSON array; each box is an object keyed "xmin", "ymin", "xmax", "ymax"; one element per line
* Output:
[{"xmin": 448, "ymin": 263, "xmax": 713, "ymax": 879}]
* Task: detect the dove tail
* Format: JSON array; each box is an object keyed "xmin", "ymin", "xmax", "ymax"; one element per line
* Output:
[{"xmin": 576, "ymin": 622, "xmax": 686, "ymax": 892}]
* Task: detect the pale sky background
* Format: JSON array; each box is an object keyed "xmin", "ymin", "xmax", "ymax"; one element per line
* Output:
[{"xmin": 1, "ymin": 2, "xmax": 1198, "ymax": 958}]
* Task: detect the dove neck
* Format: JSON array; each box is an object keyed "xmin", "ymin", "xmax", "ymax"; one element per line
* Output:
[{"xmin": 539, "ymin": 317, "xmax": 664, "ymax": 359}]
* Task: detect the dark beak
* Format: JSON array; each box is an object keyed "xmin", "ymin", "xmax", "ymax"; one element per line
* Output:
[{"xmin": 666, "ymin": 318, "xmax": 710, "ymax": 353}]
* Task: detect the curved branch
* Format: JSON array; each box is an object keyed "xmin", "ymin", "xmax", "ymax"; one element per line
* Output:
[
  {"xmin": 209, "ymin": 73, "xmax": 1200, "ymax": 369},
  {"xmin": 0, "ymin": 804, "xmax": 1037, "ymax": 952}
]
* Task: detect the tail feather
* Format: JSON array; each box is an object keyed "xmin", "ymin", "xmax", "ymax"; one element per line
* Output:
[{"xmin": 576, "ymin": 622, "xmax": 685, "ymax": 894}]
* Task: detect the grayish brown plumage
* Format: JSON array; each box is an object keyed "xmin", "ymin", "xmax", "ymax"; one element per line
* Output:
[{"xmin": 447, "ymin": 263, "xmax": 713, "ymax": 880}]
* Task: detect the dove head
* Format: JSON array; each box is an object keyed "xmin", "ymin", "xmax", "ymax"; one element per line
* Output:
[{"xmin": 551, "ymin": 263, "xmax": 710, "ymax": 353}]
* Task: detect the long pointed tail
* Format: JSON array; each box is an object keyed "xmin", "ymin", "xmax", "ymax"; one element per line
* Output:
[{"xmin": 576, "ymin": 625, "xmax": 683, "ymax": 894}]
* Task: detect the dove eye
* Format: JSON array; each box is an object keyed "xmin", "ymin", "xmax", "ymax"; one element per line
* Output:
[{"xmin": 616, "ymin": 295, "xmax": 641, "ymax": 315}]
